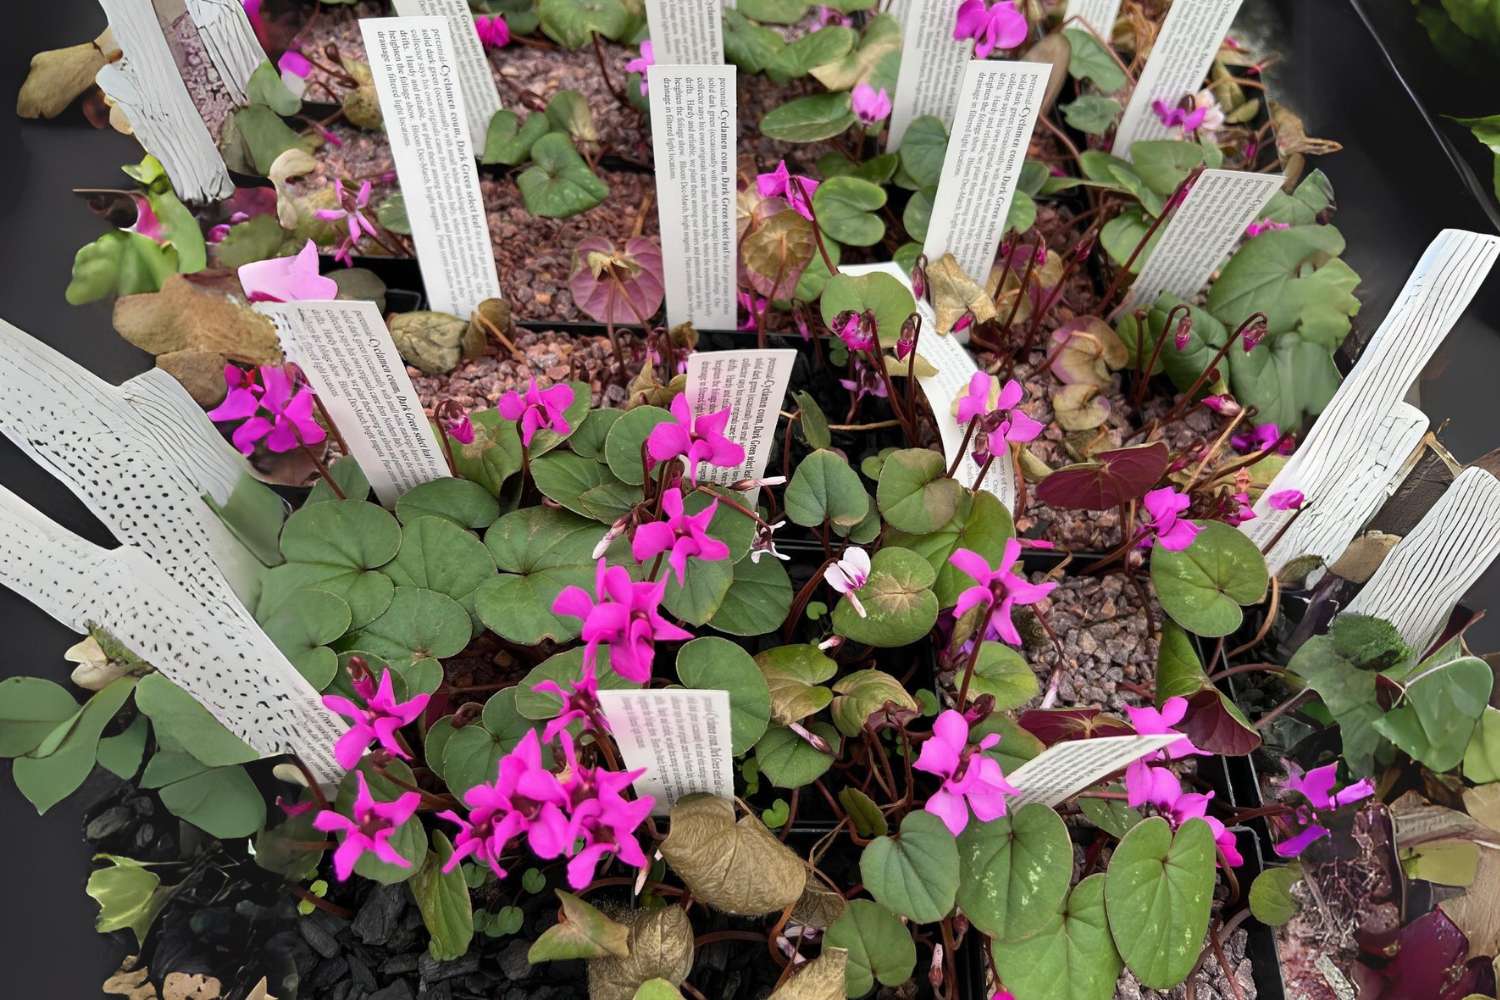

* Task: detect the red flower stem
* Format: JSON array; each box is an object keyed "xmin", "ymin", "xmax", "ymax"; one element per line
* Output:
[
  {"xmin": 1148, "ymin": 311, "xmax": 1267, "ymax": 435},
  {"xmin": 291, "ymin": 759, "xmax": 331, "ymax": 811},
  {"xmin": 1134, "ymin": 303, "xmax": 1191, "ymax": 410},
  {"xmin": 998, "ymin": 242, "xmax": 1040, "ymax": 340},
  {"xmin": 781, "ymin": 556, "xmax": 838, "ymax": 642},
  {"xmin": 289, "ymin": 885, "xmax": 354, "ymax": 919},
  {"xmin": 300, "ymin": 443, "xmax": 346, "ymax": 499},
  {"xmin": 793, "ymin": 178, "xmax": 840, "ymax": 278},
  {"xmin": 970, "ymin": 454, "xmax": 996, "ymax": 492},
  {"xmin": 903, "ymin": 315, "xmax": 922, "ymax": 433},
  {"xmin": 954, "ymin": 627, "xmax": 988, "ymax": 711},
  {"xmin": 1101, "ymin": 165, "xmax": 1205, "ymax": 313},
  {"xmin": 436, "ymin": 427, "xmax": 457, "ymax": 476},
  {"xmin": 947, "ymin": 417, "xmax": 979, "ymax": 478},
  {"xmin": 590, "ymin": 32, "xmax": 631, "ymax": 109}
]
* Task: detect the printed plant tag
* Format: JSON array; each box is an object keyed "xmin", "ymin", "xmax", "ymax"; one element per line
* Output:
[
  {"xmin": 887, "ymin": 0, "xmax": 973, "ymax": 151},
  {"xmin": 644, "ymin": 0, "xmax": 724, "ymax": 65},
  {"xmin": 685, "ymin": 349, "xmax": 797, "ymax": 504},
  {"xmin": 391, "ymin": 0, "xmax": 505, "ymax": 148},
  {"xmin": 1111, "ymin": 0, "xmax": 1244, "ymax": 156},
  {"xmin": 598, "ymin": 689, "xmax": 735, "ymax": 814},
  {"xmin": 259, "ymin": 300, "xmax": 451, "ymax": 507},
  {"xmin": 1064, "ymin": 0, "xmax": 1123, "ymax": 33},
  {"xmin": 182, "ymin": 0, "xmax": 267, "ymax": 104},
  {"xmin": 922, "ymin": 60, "xmax": 1052, "ymax": 283},
  {"xmin": 648, "ymin": 64, "xmax": 738, "ymax": 330},
  {"xmin": 360, "ymin": 16, "xmax": 504, "ymax": 317},
  {"xmin": 1120, "ymin": 168, "xmax": 1284, "ymax": 312},
  {"xmin": 1005, "ymin": 733, "xmax": 1182, "ymax": 808}
]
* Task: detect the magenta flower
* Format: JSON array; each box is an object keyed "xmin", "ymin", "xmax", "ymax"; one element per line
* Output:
[
  {"xmin": 1122, "ymin": 696, "xmax": 1206, "ymax": 806},
  {"xmin": 444, "ymin": 413, "xmax": 475, "ymax": 445},
  {"xmin": 1246, "ymin": 219, "xmax": 1290, "ymax": 238},
  {"xmin": 646, "ymin": 393, "xmax": 746, "ymax": 482},
  {"xmin": 557, "ymin": 733, "xmax": 654, "ymax": 889},
  {"xmin": 1123, "ymin": 697, "xmax": 1202, "ymax": 760},
  {"xmin": 1272, "ymin": 762, "xmax": 1375, "ymax": 858},
  {"xmin": 950, "ymin": 538, "xmax": 1057, "ymax": 646},
  {"xmin": 474, "ymin": 14, "xmax": 511, "ymax": 49},
  {"xmin": 816, "ymin": 5, "xmax": 849, "ymax": 26},
  {"xmin": 840, "ymin": 354, "xmax": 889, "ymax": 407},
  {"xmin": 1125, "ymin": 762, "xmax": 1184, "ymax": 811},
  {"xmin": 823, "ymin": 546, "xmax": 872, "ymax": 618},
  {"xmin": 833, "ymin": 309, "xmax": 877, "ymax": 352},
  {"xmin": 953, "ymin": 0, "xmax": 1028, "ymax": 58},
  {"xmin": 552, "ymin": 559, "xmax": 692, "ymax": 682},
  {"xmin": 1172, "ymin": 791, "xmax": 1243, "ymax": 867},
  {"xmin": 1225, "ymin": 490, "xmax": 1256, "ymax": 527},
  {"xmin": 1230, "ymin": 422, "xmax": 1291, "ymax": 455},
  {"xmin": 632, "ymin": 488, "xmax": 730, "ymax": 587},
  {"xmin": 314, "ymin": 772, "xmax": 421, "ymax": 880},
  {"xmin": 497, "ymin": 377, "xmax": 575, "ymax": 447},
  {"xmin": 278, "ymin": 49, "xmax": 311, "ymax": 97},
  {"xmin": 531, "ymin": 658, "xmax": 607, "ymax": 743},
  {"xmin": 1267, "ymin": 489, "xmax": 1304, "ymax": 511},
  {"xmin": 439, "ymin": 729, "xmax": 574, "ymax": 878},
  {"xmin": 1200, "ymin": 394, "xmax": 1240, "ymax": 417},
  {"xmin": 914, "ymin": 710, "xmax": 1019, "ymax": 835},
  {"xmin": 208, "ymin": 363, "xmax": 328, "ymax": 456},
  {"xmin": 956, "ymin": 375, "xmax": 1044, "ymax": 464},
  {"xmin": 316, "ymin": 179, "xmax": 379, "ymax": 266},
  {"xmin": 322, "ymin": 669, "xmax": 431, "ymax": 770},
  {"xmin": 738, "ymin": 290, "xmax": 769, "ymax": 331},
  {"xmin": 851, "ymin": 83, "xmax": 892, "ymax": 126},
  {"xmin": 1137, "ymin": 487, "xmax": 1200, "ymax": 552},
  {"xmin": 238, "ymin": 240, "xmax": 339, "ymax": 303},
  {"xmin": 756, "ymin": 160, "xmax": 819, "ymax": 221},
  {"xmin": 625, "ymin": 40, "xmax": 654, "ymax": 96}
]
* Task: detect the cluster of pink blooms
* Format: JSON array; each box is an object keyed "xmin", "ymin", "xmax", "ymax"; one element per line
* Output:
[
  {"xmin": 952, "ymin": 0, "xmax": 1028, "ymax": 58},
  {"xmin": 498, "ymin": 377, "xmax": 576, "ymax": 447},
  {"xmin": 1122, "ymin": 698, "xmax": 1241, "ymax": 867},
  {"xmin": 1270, "ymin": 762, "xmax": 1375, "ymax": 857},
  {"xmin": 208, "ymin": 363, "xmax": 326, "ymax": 455},
  {"xmin": 956, "ymin": 374, "xmax": 1045, "ymax": 466},
  {"xmin": 915, "ymin": 710, "xmax": 1019, "ymax": 835},
  {"xmin": 553, "ymin": 559, "xmax": 691, "ymax": 683}
]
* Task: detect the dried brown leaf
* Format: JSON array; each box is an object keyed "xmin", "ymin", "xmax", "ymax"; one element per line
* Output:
[
  {"xmin": 162, "ymin": 973, "xmax": 221, "ymax": 1000},
  {"xmin": 742, "ymin": 210, "xmax": 816, "ymax": 301},
  {"xmin": 17, "ymin": 41, "xmax": 108, "ymax": 119},
  {"xmin": 588, "ymin": 905, "xmax": 695, "ymax": 1000},
  {"xmin": 791, "ymin": 882, "xmax": 848, "ymax": 930},
  {"xmin": 927, "ymin": 254, "xmax": 997, "ymax": 334},
  {"xmin": 1271, "ymin": 102, "xmax": 1343, "ymax": 158},
  {"xmin": 767, "ymin": 948, "xmax": 849, "ymax": 1000},
  {"xmin": 660, "ymin": 795, "xmax": 807, "ymax": 916},
  {"xmin": 1439, "ymin": 847, "xmax": 1500, "ymax": 956}
]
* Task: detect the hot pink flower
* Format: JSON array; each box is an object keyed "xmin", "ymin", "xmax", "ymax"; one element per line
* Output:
[
  {"xmin": 314, "ymin": 772, "xmax": 421, "ymax": 880},
  {"xmin": 208, "ymin": 364, "xmax": 328, "ymax": 456},
  {"xmin": 439, "ymin": 729, "xmax": 574, "ymax": 877},
  {"xmin": 1225, "ymin": 490, "xmax": 1256, "ymax": 527},
  {"xmin": 316, "ymin": 179, "xmax": 379, "ymax": 266},
  {"xmin": 625, "ymin": 40, "xmax": 654, "ymax": 96},
  {"xmin": 950, "ymin": 538, "xmax": 1057, "ymax": 646},
  {"xmin": 444, "ymin": 413, "xmax": 475, "ymax": 445},
  {"xmin": 1172, "ymin": 791, "xmax": 1243, "ymax": 867},
  {"xmin": 552, "ymin": 559, "xmax": 692, "ymax": 682},
  {"xmin": 1201, "ymin": 394, "xmax": 1240, "ymax": 417},
  {"xmin": 557, "ymin": 733, "xmax": 654, "ymax": 889},
  {"xmin": 1125, "ymin": 762, "xmax": 1184, "ymax": 811},
  {"xmin": 833, "ymin": 309, "xmax": 877, "ymax": 352},
  {"xmin": 1231, "ymin": 422, "xmax": 1289, "ymax": 455},
  {"xmin": 738, "ymin": 290, "xmax": 769, "ymax": 331},
  {"xmin": 632, "ymin": 488, "xmax": 730, "ymax": 587},
  {"xmin": 1272, "ymin": 762, "xmax": 1374, "ymax": 858},
  {"xmin": 816, "ymin": 5, "xmax": 849, "ymax": 26},
  {"xmin": 1123, "ymin": 696, "xmax": 1207, "ymax": 805},
  {"xmin": 1267, "ymin": 489, "xmax": 1304, "ymax": 511},
  {"xmin": 914, "ymin": 710, "xmax": 1018, "ymax": 835},
  {"xmin": 238, "ymin": 240, "xmax": 339, "ymax": 302},
  {"xmin": 1138, "ymin": 487, "xmax": 1200, "ymax": 551},
  {"xmin": 756, "ymin": 160, "xmax": 819, "ymax": 221},
  {"xmin": 956, "ymin": 375, "xmax": 1044, "ymax": 464},
  {"xmin": 851, "ymin": 83, "xmax": 892, "ymax": 126},
  {"xmin": 531, "ymin": 658, "xmax": 607, "ymax": 743},
  {"xmin": 823, "ymin": 546, "xmax": 872, "ymax": 618},
  {"xmin": 474, "ymin": 14, "xmax": 510, "ymax": 49},
  {"xmin": 322, "ymin": 669, "xmax": 431, "ymax": 770},
  {"xmin": 1246, "ymin": 219, "xmax": 1290, "ymax": 238},
  {"xmin": 646, "ymin": 393, "xmax": 746, "ymax": 482},
  {"xmin": 953, "ymin": 0, "xmax": 1028, "ymax": 58},
  {"xmin": 497, "ymin": 377, "xmax": 575, "ymax": 447}
]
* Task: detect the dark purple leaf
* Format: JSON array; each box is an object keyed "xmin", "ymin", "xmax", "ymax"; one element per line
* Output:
[
  {"xmin": 1180, "ymin": 689, "xmax": 1261, "ymax": 756},
  {"xmin": 1353, "ymin": 910, "xmax": 1495, "ymax": 1000},
  {"xmin": 1034, "ymin": 441, "xmax": 1170, "ymax": 511},
  {"xmin": 1018, "ymin": 708, "xmax": 1133, "ymax": 746}
]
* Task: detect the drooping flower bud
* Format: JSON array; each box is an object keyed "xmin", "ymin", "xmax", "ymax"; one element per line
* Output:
[
  {"xmin": 1173, "ymin": 313, "xmax": 1193, "ymax": 350},
  {"xmin": 896, "ymin": 313, "xmax": 920, "ymax": 360}
]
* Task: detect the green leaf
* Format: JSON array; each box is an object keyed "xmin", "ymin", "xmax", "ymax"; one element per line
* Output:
[
  {"xmin": 0, "ymin": 677, "xmax": 81, "ymax": 758},
  {"xmin": 342, "ymin": 586, "xmax": 472, "ymax": 668},
  {"xmin": 518, "ymin": 133, "xmax": 609, "ymax": 218},
  {"xmin": 395, "ymin": 479, "xmax": 501, "ymax": 530},
  {"xmin": 97, "ymin": 716, "xmax": 149, "ymax": 780},
  {"xmin": 528, "ymin": 890, "xmax": 630, "ymax": 962},
  {"xmin": 383, "ymin": 515, "xmax": 497, "ymax": 630},
  {"xmin": 453, "ymin": 410, "xmax": 524, "ymax": 498},
  {"xmin": 1453, "ymin": 113, "xmax": 1500, "ymax": 200},
  {"xmin": 755, "ymin": 644, "xmax": 837, "ymax": 725},
  {"xmin": 253, "ymin": 807, "xmax": 325, "ymax": 880},
  {"xmin": 204, "ymin": 473, "xmax": 286, "ymax": 567},
  {"xmin": 755, "ymin": 722, "xmax": 840, "ymax": 788},
  {"xmin": 223, "ymin": 104, "xmax": 305, "ymax": 175},
  {"xmin": 1206, "ymin": 224, "xmax": 1349, "ymax": 333},
  {"xmin": 376, "ymin": 193, "xmax": 411, "ymax": 235},
  {"xmin": 1259, "ymin": 170, "xmax": 1335, "ymax": 227},
  {"xmin": 65, "ymin": 231, "xmax": 177, "ymax": 305},
  {"xmin": 568, "ymin": 408, "xmax": 623, "ymax": 460},
  {"xmin": 263, "ymin": 588, "xmax": 353, "ymax": 689},
  {"xmin": 723, "ymin": 9, "xmax": 789, "ymax": 73},
  {"xmin": 1063, "ymin": 95, "xmax": 1122, "ymax": 135},
  {"xmin": 824, "ymin": 899, "xmax": 916, "ymax": 995},
  {"xmin": 838, "ymin": 786, "xmax": 888, "ymax": 837},
  {"xmin": 1150, "ymin": 521, "xmax": 1268, "ymax": 637},
  {"xmin": 1286, "ymin": 631, "xmax": 1388, "ymax": 777},
  {"xmin": 770, "ymin": 26, "xmax": 857, "ymax": 78},
  {"xmin": 334, "ymin": 759, "xmax": 428, "ymax": 883},
  {"xmin": 1129, "ymin": 141, "xmax": 1210, "ymax": 197},
  {"xmin": 605, "ymin": 405, "xmax": 675, "ymax": 485},
  {"xmin": 537, "ymin": 0, "xmax": 629, "ymax": 47},
  {"xmin": 214, "ymin": 214, "xmax": 293, "ymax": 268},
  {"xmin": 831, "ymin": 546, "xmax": 939, "ymax": 648},
  {"xmin": 1078, "ymin": 792, "xmax": 1143, "ymax": 840},
  {"xmin": 515, "ymin": 646, "xmax": 640, "ymax": 720},
  {"xmin": 477, "ymin": 507, "xmax": 611, "ymax": 644},
  {"xmin": 760, "ymin": 92, "xmax": 856, "ymax": 143},
  {"xmin": 147, "ymin": 186, "xmax": 206, "ymax": 273},
  {"xmin": 1064, "ymin": 28, "xmax": 1126, "ymax": 92},
  {"xmin": 784, "ymin": 449, "xmax": 870, "ymax": 529},
  {"xmin": 1227, "ymin": 322, "xmax": 1347, "ymax": 430},
  {"xmin": 526, "ymin": 380, "xmax": 592, "ymax": 458},
  {"xmin": 135, "ymin": 673, "xmax": 258, "ymax": 766},
  {"xmin": 1104, "ymin": 817, "xmax": 1216, "ymax": 989},
  {"xmin": 819, "ymin": 270, "xmax": 917, "ymax": 349},
  {"xmin": 1248, "ymin": 865, "xmax": 1301, "ymax": 927},
  {"xmin": 442, "ymin": 723, "xmax": 510, "ymax": 797},
  {"xmin": 877, "ymin": 448, "xmax": 964, "ymax": 533},
  {"xmin": 545, "ymin": 89, "xmax": 598, "ymax": 143},
  {"xmin": 1114, "ymin": 294, "xmax": 1229, "ymax": 392},
  {"xmin": 860, "ymin": 810, "xmax": 959, "ymax": 923},
  {"xmin": 903, "ymin": 186, "xmax": 934, "ymax": 242},
  {"xmin": 899, "ymin": 116, "xmax": 949, "ymax": 189},
  {"xmin": 272, "ymin": 499, "xmax": 402, "ymax": 628},
  {"xmin": 1465, "ymin": 707, "xmax": 1500, "ymax": 783},
  {"xmin": 957, "ymin": 803, "xmax": 1073, "ymax": 939},
  {"xmin": 812, "ymin": 176, "xmax": 887, "ymax": 246},
  {"xmin": 308, "ymin": 455, "xmax": 372, "ymax": 504},
  {"xmin": 992, "ymin": 874, "xmax": 1121, "ymax": 1000},
  {"xmin": 87, "ymin": 855, "xmax": 170, "ymax": 947},
  {"xmin": 1006, "ymin": 190, "xmax": 1037, "ymax": 237},
  {"xmin": 830, "ymin": 669, "xmax": 918, "ymax": 736},
  {"xmin": 706, "ymin": 551, "xmax": 793, "ymax": 636},
  {"xmin": 677, "ymin": 637, "xmax": 772, "ymax": 753},
  {"xmin": 888, "ymin": 490, "xmax": 1015, "ymax": 608},
  {"xmin": 412, "ymin": 830, "xmax": 475, "ymax": 961},
  {"xmin": 154, "ymin": 758, "xmax": 267, "ymax": 837},
  {"xmin": 1375, "ymin": 640, "xmax": 1494, "ymax": 772},
  {"xmin": 739, "ymin": 0, "xmax": 810, "ymax": 23},
  {"xmin": 810, "ymin": 12, "xmax": 901, "ymax": 92},
  {"xmin": 970, "ymin": 642, "xmax": 1040, "ymax": 710}
]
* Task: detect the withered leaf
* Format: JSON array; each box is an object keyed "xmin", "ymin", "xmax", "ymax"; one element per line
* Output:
[
  {"xmin": 926, "ymin": 254, "xmax": 998, "ymax": 334},
  {"xmin": 792, "ymin": 881, "xmax": 848, "ymax": 930},
  {"xmin": 269, "ymin": 148, "xmax": 318, "ymax": 230},
  {"xmin": 767, "ymin": 948, "xmax": 849, "ymax": 1000},
  {"xmin": 588, "ymin": 904, "xmax": 695, "ymax": 1000},
  {"xmin": 660, "ymin": 795, "xmax": 807, "ymax": 915},
  {"xmin": 529, "ymin": 890, "xmax": 632, "ymax": 963},
  {"xmin": 1439, "ymin": 846, "xmax": 1500, "ymax": 956},
  {"xmin": 1052, "ymin": 382, "xmax": 1111, "ymax": 431},
  {"xmin": 1271, "ymin": 102, "xmax": 1343, "ymax": 158},
  {"xmin": 17, "ymin": 39, "xmax": 109, "ymax": 119},
  {"xmin": 742, "ymin": 209, "xmax": 816, "ymax": 301},
  {"xmin": 162, "ymin": 972, "xmax": 221, "ymax": 1000}
]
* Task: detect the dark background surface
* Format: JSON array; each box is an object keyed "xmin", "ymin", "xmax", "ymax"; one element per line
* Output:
[{"xmin": 2, "ymin": 0, "xmax": 1499, "ymax": 995}]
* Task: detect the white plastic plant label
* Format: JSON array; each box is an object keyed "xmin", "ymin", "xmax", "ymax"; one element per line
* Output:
[
  {"xmin": 391, "ymin": 0, "xmax": 505, "ymax": 148},
  {"xmin": 1111, "ymin": 0, "xmax": 1244, "ymax": 156},
  {"xmin": 648, "ymin": 64, "xmax": 738, "ymax": 331},
  {"xmin": 1064, "ymin": 0, "xmax": 1123, "ymax": 33},
  {"xmin": 644, "ymin": 0, "xmax": 724, "ymax": 65},
  {"xmin": 597, "ymin": 689, "xmax": 736, "ymax": 814},
  {"xmin": 886, "ymin": 0, "xmax": 973, "ymax": 151},
  {"xmin": 685, "ymin": 348, "xmax": 797, "ymax": 503},
  {"xmin": 1005, "ymin": 733, "xmax": 1183, "ymax": 808},
  {"xmin": 360, "ymin": 16, "xmax": 504, "ymax": 317},
  {"xmin": 1120, "ymin": 168, "xmax": 1284, "ymax": 312},
  {"xmin": 259, "ymin": 300, "xmax": 451, "ymax": 507},
  {"xmin": 922, "ymin": 60, "xmax": 1052, "ymax": 283}
]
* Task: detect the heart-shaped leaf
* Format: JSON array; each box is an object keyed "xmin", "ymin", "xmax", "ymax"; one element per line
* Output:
[
  {"xmin": 528, "ymin": 890, "xmax": 630, "ymax": 962},
  {"xmin": 820, "ymin": 270, "xmax": 917, "ymax": 348},
  {"xmin": 452, "ymin": 411, "xmax": 523, "ymax": 498},
  {"xmin": 712, "ymin": 555, "xmax": 794, "ymax": 636},
  {"xmin": 957, "ymin": 803, "xmax": 1073, "ymax": 939},
  {"xmin": 481, "ymin": 108, "xmax": 551, "ymax": 165},
  {"xmin": 1104, "ymin": 816, "xmax": 1216, "ymax": 988},
  {"xmin": 812, "ymin": 176, "xmax": 887, "ymax": 246},
  {"xmin": 824, "ymin": 899, "xmax": 916, "ymax": 996},
  {"xmin": 605, "ymin": 405, "xmax": 675, "ymax": 485},
  {"xmin": 877, "ymin": 448, "xmax": 964, "ymax": 533},
  {"xmin": 677, "ymin": 637, "xmax": 772, "ymax": 754},
  {"xmin": 829, "ymin": 669, "xmax": 918, "ymax": 736},
  {"xmin": 889, "ymin": 491, "xmax": 1015, "ymax": 607},
  {"xmin": 1150, "ymin": 521, "xmax": 1268, "ymax": 637},
  {"xmin": 13, "ymin": 677, "xmax": 136, "ymax": 814},
  {"xmin": 1465, "ymin": 707, "xmax": 1500, "ymax": 783},
  {"xmin": 0, "ymin": 677, "xmax": 83, "ymax": 758},
  {"xmin": 1034, "ymin": 442, "xmax": 1169, "ymax": 511},
  {"xmin": 395, "ymin": 479, "xmax": 501, "ymax": 530},
  {"xmin": 1155, "ymin": 622, "xmax": 1259, "ymax": 755},
  {"xmin": 476, "ymin": 507, "xmax": 610, "ymax": 644},
  {"xmin": 517, "ymin": 133, "xmax": 609, "ymax": 218},
  {"xmin": 993, "ymin": 873, "xmax": 1122, "ymax": 1000},
  {"xmin": 760, "ymin": 91, "xmax": 855, "ymax": 142},
  {"xmin": 860, "ymin": 810, "xmax": 959, "ymax": 923},
  {"xmin": 270, "ymin": 500, "xmax": 402, "ymax": 628},
  {"xmin": 263, "ymin": 588, "xmax": 353, "ymax": 689},
  {"xmin": 755, "ymin": 645, "xmax": 838, "ymax": 725},
  {"xmin": 970, "ymin": 642, "xmax": 1040, "ymax": 711},
  {"xmin": 898, "ymin": 115, "xmax": 949, "ymax": 188},
  {"xmin": 149, "ymin": 756, "xmax": 266, "ymax": 838},
  {"xmin": 383, "ymin": 516, "xmax": 497, "ymax": 632},
  {"xmin": 660, "ymin": 555, "xmax": 734, "ymax": 626},
  {"xmin": 831, "ymin": 546, "xmax": 939, "ymax": 648},
  {"xmin": 1376, "ymin": 639, "xmax": 1494, "ymax": 772},
  {"xmin": 660, "ymin": 795, "xmax": 807, "ymax": 915},
  {"xmin": 571, "ymin": 236, "xmax": 666, "ymax": 326},
  {"xmin": 342, "ymin": 586, "xmax": 471, "ymax": 669},
  {"xmin": 587, "ymin": 905, "xmax": 695, "ymax": 1000},
  {"xmin": 1286, "ymin": 630, "xmax": 1387, "ymax": 777},
  {"xmin": 569, "ymin": 408, "xmax": 624, "ymax": 460},
  {"xmin": 784, "ymin": 449, "xmax": 870, "ymax": 529},
  {"xmin": 755, "ymin": 722, "xmax": 840, "ymax": 788},
  {"xmin": 742, "ymin": 209, "xmax": 816, "ymax": 300},
  {"xmin": 1248, "ymin": 865, "xmax": 1301, "ymax": 927},
  {"xmin": 1017, "ymin": 709, "xmax": 1133, "ymax": 745}
]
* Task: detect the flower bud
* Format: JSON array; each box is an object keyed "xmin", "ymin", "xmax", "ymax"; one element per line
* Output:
[
  {"xmin": 896, "ymin": 313, "xmax": 920, "ymax": 360},
  {"xmin": 1241, "ymin": 317, "xmax": 1268, "ymax": 353},
  {"xmin": 1173, "ymin": 314, "xmax": 1193, "ymax": 350}
]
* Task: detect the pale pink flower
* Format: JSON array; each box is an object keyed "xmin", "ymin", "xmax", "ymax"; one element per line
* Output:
[
  {"xmin": 315, "ymin": 179, "xmax": 379, "ymax": 265},
  {"xmin": 851, "ymin": 83, "xmax": 892, "ymax": 126},
  {"xmin": 238, "ymin": 240, "xmax": 338, "ymax": 302},
  {"xmin": 824, "ymin": 546, "xmax": 872, "ymax": 618}
]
